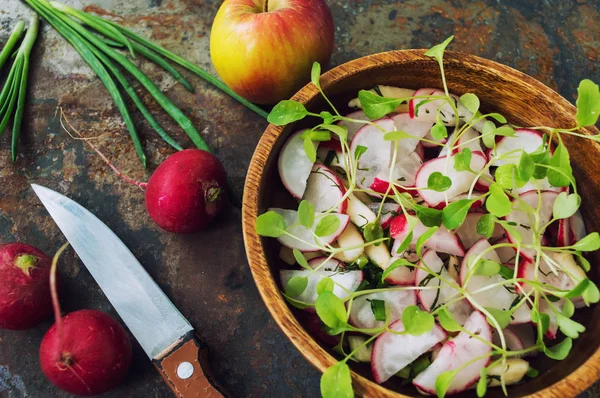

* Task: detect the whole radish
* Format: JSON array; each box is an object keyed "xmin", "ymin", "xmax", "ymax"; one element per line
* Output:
[
  {"xmin": 0, "ymin": 243, "xmax": 52, "ymax": 330},
  {"xmin": 146, "ymin": 149, "xmax": 228, "ymax": 233},
  {"xmin": 39, "ymin": 244, "xmax": 132, "ymax": 396}
]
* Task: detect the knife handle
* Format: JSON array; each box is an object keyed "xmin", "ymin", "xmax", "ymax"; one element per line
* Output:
[{"xmin": 153, "ymin": 331, "xmax": 227, "ymax": 398}]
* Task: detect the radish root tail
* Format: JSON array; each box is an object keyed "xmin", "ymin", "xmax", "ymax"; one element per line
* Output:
[
  {"xmin": 50, "ymin": 242, "xmax": 70, "ymax": 363},
  {"xmin": 59, "ymin": 107, "xmax": 148, "ymax": 190}
]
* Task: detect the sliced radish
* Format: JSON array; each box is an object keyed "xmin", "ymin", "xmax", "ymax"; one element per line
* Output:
[
  {"xmin": 332, "ymin": 223, "xmax": 364, "ymax": 263},
  {"xmin": 298, "ymin": 312, "xmax": 339, "ymax": 346},
  {"xmin": 370, "ymin": 151, "xmax": 422, "ymax": 194},
  {"xmin": 495, "ymin": 237, "xmax": 516, "ymax": 264},
  {"xmin": 337, "ymin": 110, "xmax": 369, "ymax": 142},
  {"xmin": 280, "ymin": 270, "xmax": 363, "ymax": 306},
  {"xmin": 348, "ymin": 289, "xmax": 416, "ymax": 331},
  {"xmin": 409, "ymin": 88, "xmax": 438, "ymax": 120},
  {"xmin": 422, "ymin": 129, "xmax": 448, "ymax": 148},
  {"xmin": 346, "ymin": 194, "xmax": 377, "ymax": 228},
  {"xmin": 416, "ymin": 251, "xmax": 472, "ymax": 325},
  {"xmin": 367, "ymin": 202, "xmax": 400, "ymax": 229},
  {"xmin": 392, "ymin": 113, "xmax": 434, "ymax": 158},
  {"xmin": 269, "ymin": 208, "xmax": 349, "ymax": 252},
  {"xmin": 557, "ymin": 218, "xmax": 571, "ymax": 247},
  {"xmin": 307, "ymin": 257, "xmax": 345, "ymax": 272},
  {"xmin": 409, "ymin": 89, "xmax": 457, "ymax": 125},
  {"xmin": 519, "ymin": 251, "xmax": 586, "ymax": 296},
  {"xmin": 351, "ymin": 117, "xmax": 396, "ymax": 189},
  {"xmin": 460, "ymin": 239, "xmax": 531, "ymax": 324},
  {"xmin": 278, "ymin": 130, "xmax": 318, "ymax": 198},
  {"xmin": 504, "ymin": 190, "xmax": 559, "ymax": 261},
  {"xmin": 569, "ymin": 209, "xmax": 586, "ymax": 243},
  {"xmin": 539, "ymin": 299, "xmax": 563, "ymax": 339},
  {"xmin": 415, "ymin": 151, "xmax": 487, "ymax": 207},
  {"xmin": 303, "ymin": 164, "xmax": 347, "ymax": 214},
  {"xmin": 509, "ymin": 324, "xmax": 537, "ymax": 356},
  {"xmin": 378, "ymin": 86, "xmax": 416, "ymax": 114},
  {"xmin": 415, "ymin": 142, "xmax": 425, "ymax": 160},
  {"xmin": 383, "ymin": 256, "xmax": 416, "ymax": 285},
  {"xmin": 488, "ymin": 129, "xmax": 544, "ymax": 166},
  {"xmin": 412, "ymin": 311, "xmax": 492, "ymax": 395},
  {"xmin": 492, "ymin": 328, "xmax": 525, "ymax": 353},
  {"xmin": 432, "ymin": 191, "xmax": 486, "ymax": 210},
  {"xmin": 513, "ymin": 177, "xmax": 563, "ymax": 195},
  {"xmin": 371, "ymin": 319, "xmax": 447, "ymax": 384},
  {"xmin": 474, "ymin": 172, "xmax": 493, "ymax": 192},
  {"xmin": 439, "ymin": 128, "xmax": 482, "ymax": 157},
  {"xmin": 455, "ymin": 213, "xmax": 504, "ymax": 250},
  {"xmin": 390, "ymin": 214, "xmax": 465, "ymax": 256}
]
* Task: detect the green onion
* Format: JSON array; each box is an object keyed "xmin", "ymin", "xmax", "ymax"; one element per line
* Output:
[{"xmin": 0, "ymin": 16, "xmax": 39, "ymax": 162}]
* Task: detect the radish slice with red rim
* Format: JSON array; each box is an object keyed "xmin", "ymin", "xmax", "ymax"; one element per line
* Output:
[
  {"xmin": 280, "ymin": 270, "xmax": 363, "ymax": 306},
  {"xmin": 390, "ymin": 214, "xmax": 465, "ymax": 256},
  {"xmin": 412, "ymin": 311, "xmax": 492, "ymax": 395},
  {"xmin": 488, "ymin": 129, "xmax": 544, "ymax": 166},
  {"xmin": 348, "ymin": 289, "xmax": 416, "ymax": 332},
  {"xmin": 491, "ymin": 328, "xmax": 525, "ymax": 352},
  {"xmin": 415, "ymin": 151, "xmax": 487, "ymax": 207},
  {"xmin": 416, "ymin": 251, "xmax": 472, "ymax": 325},
  {"xmin": 391, "ymin": 113, "xmax": 434, "ymax": 158},
  {"xmin": 495, "ymin": 237, "xmax": 516, "ymax": 264},
  {"xmin": 351, "ymin": 118, "xmax": 396, "ymax": 189},
  {"xmin": 383, "ymin": 256, "xmax": 417, "ymax": 285},
  {"xmin": 337, "ymin": 110, "xmax": 370, "ymax": 142},
  {"xmin": 278, "ymin": 130, "xmax": 318, "ymax": 198},
  {"xmin": 539, "ymin": 298, "xmax": 563, "ymax": 339},
  {"xmin": 439, "ymin": 128, "xmax": 483, "ymax": 157},
  {"xmin": 307, "ymin": 257, "xmax": 345, "ymax": 271},
  {"xmin": 504, "ymin": 190, "xmax": 559, "ymax": 261},
  {"xmin": 269, "ymin": 208, "xmax": 350, "ymax": 252},
  {"xmin": 519, "ymin": 251, "xmax": 586, "ymax": 296},
  {"xmin": 508, "ymin": 324, "xmax": 537, "ymax": 356},
  {"xmin": 371, "ymin": 318, "xmax": 447, "ymax": 384},
  {"xmin": 460, "ymin": 239, "xmax": 531, "ymax": 323},
  {"xmin": 432, "ymin": 191, "xmax": 487, "ymax": 210},
  {"xmin": 367, "ymin": 202, "xmax": 400, "ymax": 229},
  {"xmin": 513, "ymin": 177, "xmax": 563, "ymax": 195},
  {"xmin": 303, "ymin": 164, "xmax": 347, "ymax": 213},
  {"xmin": 370, "ymin": 151, "xmax": 422, "ymax": 194},
  {"xmin": 557, "ymin": 218, "xmax": 571, "ymax": 247},
  {"xmin": 455, "ymin": 213, "xmax": 504, "ymax": 250},
  {"xmin": 570, "ymin": 209, "xmax": 586, "ymax": 243}
]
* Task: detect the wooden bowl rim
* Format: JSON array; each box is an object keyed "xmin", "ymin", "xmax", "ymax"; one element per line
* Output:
[{"xmin": 242, "ymin": 49, "xmax": 600, "ymax": 397}]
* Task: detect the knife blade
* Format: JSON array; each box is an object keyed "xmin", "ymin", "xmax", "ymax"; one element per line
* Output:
[{"xmin": 32, "ymin": 184, "xmax": 225, "ymax": 398}]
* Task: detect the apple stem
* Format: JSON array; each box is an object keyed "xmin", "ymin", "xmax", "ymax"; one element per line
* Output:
[
  {"xmin": 50, "ymin": 242, "xmax": 70, "ymax": 362},
  {"xmin": 262, "ymin": 0, "xmax": 269, "ymax": 12},
  {"xmin": 59, "ymin": 108, "xmax": 148, "ymax": 190}
]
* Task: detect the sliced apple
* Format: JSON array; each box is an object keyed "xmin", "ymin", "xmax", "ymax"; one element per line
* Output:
[
  {"xmin": 346, "ymin": 193, "xmax": 377, "ymax": 228},
  {"xmin": 269, "ymin": 208, "xmax": 349, "ymax": 252},
  {"xmin": 278, "ymin": 130, "xmax": 318, "ymax": 198},
  {"xmin": 412, "ymin": 311, "xmax": 492, "ymax": 395},
  {"xmin": 332, "ymin": 222, "xmax": 364, "ymax": 263},
  {"xmin": 371, "ymin": 318, "xmax": 447, "ymax": 384}
]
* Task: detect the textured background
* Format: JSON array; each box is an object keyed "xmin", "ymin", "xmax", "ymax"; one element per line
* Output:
[{"xmin": 0, "ymin": 0, "xmax": 599, "ymax": 397}]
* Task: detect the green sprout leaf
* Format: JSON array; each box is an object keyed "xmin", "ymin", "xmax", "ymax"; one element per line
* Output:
[
  {"xmin": 315, "ymin": 291, "xmax": 348, "ymax": 329},
  {"xmin": 531, "ymin": 310, "xmax": 550, "ymax": 335},
  {"xmin": 476, "ymin": 368, "xmax": 487, "ymax": 398},
  {"xmin": 358, "ymin": 89, "xmax": 403, "ymax": 119},
  {"xmin": 431, "ymin": 118, "xmax": 448, "ymax": 140},
  {"xmin": 556, "ymin": 314, "xmax": 585, "ymax": 339},
  {"xmin": 526, "ymin": 367, "xmax": 540, "ymax": 378},
  {"xmin": 311, "ymin": 61, "xmax": 321, "ymax": 88},
  {"xmin": 416, "ymin": 227, "xmax": 439, "ymax": 257},
  {"xmin": 402, "ymin": 305, "xmax": 435, "ymax": 335},
  {"xmin": 415, "ymin": 205, "xmax": 443, "ymax": 227},
  {"xmin": 354, "ymin": 145, "xmax": 368, "ymax": 161},
  {"xmin": 315, "ymin": 215, "xmax": 341, "ymax": 237},
  {"xmin": 582, "ymin": 280, "xmax": 600, "ymax": 304},
  {"xmin": 553, "ymin": 192, "xmax": 581, "ymax": 220},
  {"xmin": 484, "ymin": 307, "xmax": 511, "ymax": 329},
  {"xmin": 474, "ymin": 259, "xmax": 501, "ymax": 277},
  {"xmin": 384, "ymin": 130, "xmax": 412, "ymax": 141},
  {"xmin": 428, "ymin": 172, "xmax": 452, "ymax": 192},
  {"xmin": 530, "ymin": 147, "xmax": 550, "ymax": 179},
  {"xmin": 437, "ymin": 307, "xmax": 462, "ymax": 332},
  {"xmin": 316, "ymin": 277, "xmax": 335, "ymax": 295},
  {"xmin": 572, "ymin": 232, "xmax": 600, "ymax": 252},
  {"xmin": 320, "ymin": 111, "xmax": 334, "ymax": 125},
  {"xmin": 575, "ymin": 79, "xmax": 600, "ymax": 127},
  {"xmin": 486, "ymin": 183, "xmax": 512, "ymax": 217},
  {"xmin": 547, "ymin": 143, "xmax": 573, "ymax": 188},
  {"xmin": 370, "ymin": 299, "xmax": 387, "ymax": 322},
  {"xmin": 320, "ymin": 124, "xmax": 347, "ymax": 141},
  {"xmin": 298, "ymin": 200, "xmax": 316, "ymax": 228},
  {"xmin": 544, "ymin": 337, "xmax": 572, "ymax": 360},
  {"xmin": 304, "ymin": 129, "xmax": 332, "ymax": 142},
  {"xmin": 518, "ymin": 151, "xmax": 535, "ymax": 182},
  {"xmin": 495, "ymin": 164, "xmax": 526, "ymax": 189},
  {"xmin": 320, "ymin": 362, "xmax": 353, "ymax": 398},
  {"xmin": 364, "ymin": 221, "xmax": 384, "ymax": 245},
  {"xmin": 476, "ymin": 214, "xmax": 497, "ymax": 239},
  {"xmin": 255, "ymin": 211, "xmax": 287, "ymax": 237},
  {"xmin": 435, "ymin": 369, "xmax": 458, "ymax": 398},
  {"xmin": 303, "ymin": 136, "xmax": 317, "ymax": 163},
  {"xmin": 285, "ymin": 276, "xmax": 308, "ymax": 297},
  {"xmin": 293, "ymin": 248, "xmax": 311, "ymax": 270},
  {"xmin": 460, "ymin": 93, "xmax": 480, "ymax": 114},
  {"xmin": 394, "ymin": 231, "xmax": 414, "ymax": 256},
  {"xmin": 424, "ymin": 35, "xmax": 454, "ymax": 63},
  {"xmin": 488, "ymin": 113, "xmax": 507, "ymax": 123},
  {"xmin": 268, "ymin": 100, "xmax": 309, "ymax": 125},
  {"xmin": 494, "ymin": 125, "xmax": 516, "ymax": 137},
  {"xmin": 381, "ymin": 258, "xmax": 413, "ymax": 282},
  {"xmin": 499, "ymin": 265, "xmax": 515, "ymax": 280},
  {"xmin": 562, "ymin": 298, "xmax": 575, "ymax": 318},
  {"xmin": 442, "ymin": 199, "xmax": 475, "ymax": 230},
  {"xmin": 454, "ymin": 148, "xmax": 472, "ymax": 172},
  {"xmin": 482, "ymin": 121, "xmax": 497, "ymax": 148}
]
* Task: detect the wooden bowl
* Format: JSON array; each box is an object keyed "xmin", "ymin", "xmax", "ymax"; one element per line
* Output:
[{"xmin": 242, "ymin": 50, "xmax": 600, "ymax": 397}]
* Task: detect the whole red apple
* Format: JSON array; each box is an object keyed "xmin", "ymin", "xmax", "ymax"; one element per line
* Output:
[{"xmin": 210, "ymin": 0, "xmax": 334, "ymax": 105}]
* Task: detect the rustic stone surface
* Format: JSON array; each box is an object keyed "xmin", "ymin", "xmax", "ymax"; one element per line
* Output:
[{"xmin": 0, "ymin": 0, "xmax": 599, "ymax": 397}]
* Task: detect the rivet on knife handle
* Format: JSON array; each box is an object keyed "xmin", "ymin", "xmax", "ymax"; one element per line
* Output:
[{"xmin": 153, "ymin": 331, "xmax": 226, "ymax": 398}]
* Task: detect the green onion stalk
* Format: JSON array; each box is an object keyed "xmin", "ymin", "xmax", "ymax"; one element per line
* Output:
[
  {"xmin": 0, "ymin": 16, "xmax": 39, "ymax": 162},
  {"xmin": 21, "ymin": 0, "xmax": 269, "ymax": 166}
]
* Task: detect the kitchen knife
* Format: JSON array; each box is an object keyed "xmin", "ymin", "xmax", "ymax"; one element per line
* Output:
[{"xmin": 32, "ymin": 184, "xmax": 226, "ymax": 398}]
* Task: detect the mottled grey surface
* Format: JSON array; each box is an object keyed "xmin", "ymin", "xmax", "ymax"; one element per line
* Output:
[{"xmin": 0, "ymin": 0, "xmax": 599, "ymax": 397}]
